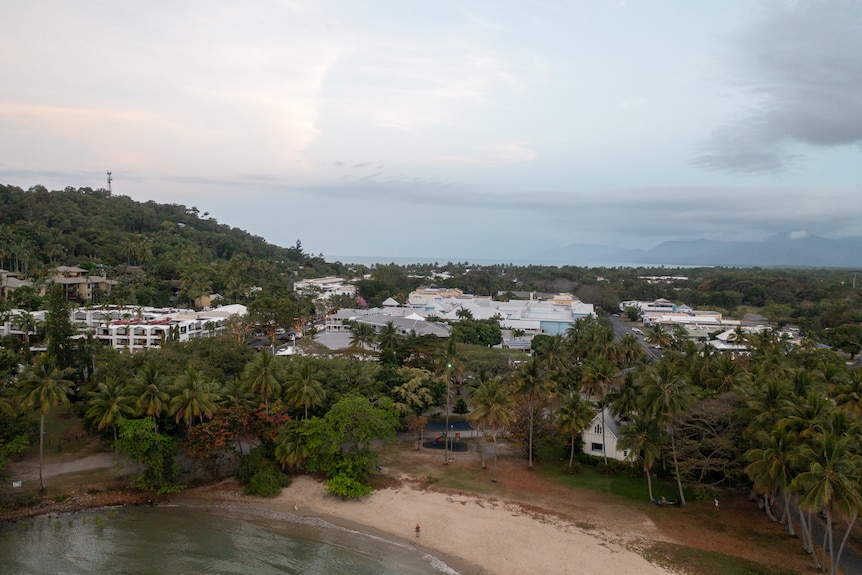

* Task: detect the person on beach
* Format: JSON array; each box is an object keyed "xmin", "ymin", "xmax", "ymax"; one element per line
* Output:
[{"xmin": 415, "ymin": 524, "xmax": 421, "ymax": 537}]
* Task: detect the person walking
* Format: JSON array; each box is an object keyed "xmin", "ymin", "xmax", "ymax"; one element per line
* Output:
[
  {"xmin": 415, "ymin": 523, "xmax": 421, "ymax": 538},
  {"xmin": 714, "ymin": 498, "xmax": 719, "ymax": 511}
]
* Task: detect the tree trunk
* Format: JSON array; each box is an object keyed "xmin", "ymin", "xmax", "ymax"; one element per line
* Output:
[
  {"xmin": 764, "ymin": 493, "xmax": 779, "ymax": 522},
  {"xmin": 568, "ymin": 432, "xmax": 575, "ymax": 469},
  {"xmin": 646, "ymin": 465, "xmax": 654, "ymax": 502},
  {"xmin": 38, "ymin": 412, "xmax": 45, "ymax": 494},
  {"xmin": 669, "ymin": 427, "xmax": 686, "ymax": 505},
  {"xmin": 527, "ymin": 397, "xmax": 534, "ymax": 470},
  {"xmin": 492, "ymin": 436, "xmax": 498, "ymax": 482},
  {"xmin": 600, "ymin": 406, "xmax": 607, "ymax": 465},
  {"xmin": 781, "ymin": 492, "xmax": 795, "ymax": 536},
  {"xmin": 834, "ymin": 512, "xmax": 857, "ymax": 575}
]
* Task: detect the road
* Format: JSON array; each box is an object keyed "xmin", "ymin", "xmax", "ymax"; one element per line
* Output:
[{"xmin": 607, "ymin": 314, "xmax": 663, "ymax": 361}]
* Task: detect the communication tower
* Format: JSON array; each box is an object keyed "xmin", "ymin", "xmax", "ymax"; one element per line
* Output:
[{"xmin": 107, "ymin": 171, "xmax": 112, "ymax": 194}]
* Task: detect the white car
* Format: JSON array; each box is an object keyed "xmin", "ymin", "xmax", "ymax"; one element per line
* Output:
[{"xmin": 631, "ymin": 327, "xmax": 643, "ymax": 335}]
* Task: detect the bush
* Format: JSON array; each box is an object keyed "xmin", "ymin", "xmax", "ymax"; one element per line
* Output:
[
  {"xmin": 324, "ymin": 474, "xmax": 373, "ymax": 499},
  {"xmin": 563, "ymin": 461, "xmax": 582, "ymax": 475},
  {"xmin": 236, "ymin": 445, "xmax": 291, "ymax": 496},
  {"xmin": 235, "ymin": 446, "xmax": 270, "ymax": 484},
  {"xmin": 244, "ymin": 469, "xmax": 283, "ymax": 497}
]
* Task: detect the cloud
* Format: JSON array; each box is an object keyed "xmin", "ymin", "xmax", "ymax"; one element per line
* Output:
[{"xmin": 694, "ymin": 0, "xmax": 862, "ymax": 173}]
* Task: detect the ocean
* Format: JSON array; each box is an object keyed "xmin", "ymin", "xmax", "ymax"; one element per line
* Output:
[{"xmin": 0, "ymin": 503, "xmax": 460, "ymax": 575}]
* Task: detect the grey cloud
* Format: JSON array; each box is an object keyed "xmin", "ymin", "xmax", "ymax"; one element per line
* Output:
[{"xmin": 695, "ymin": 0, "xmax": 862, "ymax": 173}]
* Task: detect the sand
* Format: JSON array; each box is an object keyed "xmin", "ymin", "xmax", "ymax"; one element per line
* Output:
[{"xmin": 213, "ymin": 476, "xmax": 675, "ymax": 575}]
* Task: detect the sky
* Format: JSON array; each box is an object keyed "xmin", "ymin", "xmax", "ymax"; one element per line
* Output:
[{"xmin": 2, "ymin": 0, "xmax": 861, "ymax": 263}]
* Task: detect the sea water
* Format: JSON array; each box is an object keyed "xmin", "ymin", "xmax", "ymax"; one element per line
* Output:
[{"xmin": 0, "ymin": 503, "xmax": 460, "ymax": 575}]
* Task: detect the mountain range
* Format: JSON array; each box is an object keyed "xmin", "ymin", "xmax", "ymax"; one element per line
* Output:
[{"xmin": 534, "ymin": 234, "xmax": 862, "ymax": 268}]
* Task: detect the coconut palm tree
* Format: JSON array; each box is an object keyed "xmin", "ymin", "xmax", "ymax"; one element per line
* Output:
[
  {"xmin": 580, "ymin": 355, "xmax": 616, "ymax": 464},
  {"xmin": 607, "ymin": 371, "xmax": 639, "ymax": 422},
  {"xmin": 791, "ymin": 425, "xmax": 862, "ymax": 574},
  {"xmin": 639, "ymin": 360, "xmax": 694, "ymax": 505},
  {"xmin": 284, "ymin": 357, "xmax": 326, "ymax": 419},
  {"xmin": 220, "ymin": 377, "xmax": 255, "ymax": 410},
  {"xmin": 834, "ymin": 368, "xmax": 862, "ymax": 415},
  {"xmin": 348, "ymin": 321, "xmax": 376, "ymax": 350},
  {"xmin": 468, "ymin": 377, "xmax": 513, "ymax": 482},
  {"xmin": 242, "ymin": 351, "xmax": 284, "ymax": 409},
  {"xmin": 709, "ymin": 353, "xmax": 749, "ymax": 393},
  {"xmin": 744, "ymin": 427, "xmax": 799, "ymax": 528},
  {"xmin": 376, "ymin": 321, "xmax": 400, "ymax": 351},
  {"xmin": 19, "ymin": 356, "xmax": 74, "ymax": 493},
  {"xmin": 512, "ymin": 357, "xmax": 555, "ymax": 470},
  {"xmin": 645, "ymin": 324, "xmax": 673, "ymax": 350},
  {"xmin": 556, "ymin": 391, "xmax": 595, "ymax": 471},
  {"xmin": 132, "ymin": 362, "xmax": 170, "ymax": 432},
  {"xmin": 86, "ymin": 376, "xmax": 136, "ymax": 446},
  {"xmin": 618, "ymin": 414, "xmax": 664, "ymax": 502},
  {"xmin": 170, "ymin": 366, "xmax": 219, "ymax": 428}
]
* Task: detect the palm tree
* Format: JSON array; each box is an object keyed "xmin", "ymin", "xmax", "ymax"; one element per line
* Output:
[
  {"xmin": 86, "ymin": 376, "xmax": 135, "ymax": 446},
  {"xmin": 639, "ymin": 360, "xmax": 694, "ymax": 505},
  {"xmin": 792, "ymin": 426, "xmax": 862, "ymax": 574},
  {"xmin": 834, "ymin": 368, "xmax": 862, "ymax": 415},
  {"xmin": 170, "ymin": 366, "xmax": 219, "ymax": 428},
  {"xmin": 376, "ymin": 321, "xmax": 400, "ymax": 351},
  {"xmin": 284, "ymin": 357, "xmax": 326, "ymax": 419},
  {"xmin": 580, "ymin": 355, "xmax": 616, "ymax": 464},
  {"xmin": 709, "ymin": 353, "xmax": 749, "ymax": 393},
  {"xmin": 617, "ymin": 334, "xmax": 644, "ymax": 367},
  {"xmin": 220, "ymin": 377, "xmax": 254, "ymax": 410},
  {"xmin": 348, "ymin": 321, "xmax": 376, "ymax": 350},
  {"xmin": 556, "ymin": 391, "xmax": 595, "ymax": 471},
  {"xmin": 744, "ymin": 427, "xmax": 799, "ymax": 529},
  {"xmin": 607, "ymin": 371, "xmax": 639, "ymax": 422},
  {"xmin": 618, "ymin": 414, "xmax": 664, "ymax": 502},
  {"xmin": 645, "ymin": 324, "xmax": 673, "ymax": 350},
  {"xmin": 132, "ymin": 362, "xmax": 170, "ymax": 432},
  {"xmin": 274, "ymin": 421, "xmax": 308, "ymax": 470},
  {"xmin": 468, "ymin": 377, "xmax": 513, "ymax": 482},
  {"xmin": 242, "ymin": 351, "xmax": 284, "ymax": 409},
  {"xmin": 19, "ymin": 357, "xmax": 74, "ymax": 493},
  {"xmin": 512, "ymin": 357, "xmax": 555, "ymax": 470}
]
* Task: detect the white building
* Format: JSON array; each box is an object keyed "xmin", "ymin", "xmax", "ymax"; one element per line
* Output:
[
  {"xmin": 293, "ymin": 277, "xmax": 357, "ymax": 298},
  {"xmin": 581, "ymin": 408, "xmax": 628, "ymax": 462},
  {"xmin": 71, "ymin": 304, "xmax": 247, "ymax": 352}
]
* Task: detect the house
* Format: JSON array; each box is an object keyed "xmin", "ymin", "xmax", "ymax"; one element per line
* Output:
[
  {"xmin": 0, "ymin": 269, "xmax": 33, "ymax": 301},
  {"xmin": 581, "ymin": 408, "xmax": 629, "ymax": 462},
  {"xmin": 43, "ymin": 266, "xmax": 117, "ymax": 302}
]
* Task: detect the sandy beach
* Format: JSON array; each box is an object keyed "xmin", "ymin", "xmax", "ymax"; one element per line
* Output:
[{"xmin": 187, "ymin": 475, "xmax": 675, "ymax": 575}]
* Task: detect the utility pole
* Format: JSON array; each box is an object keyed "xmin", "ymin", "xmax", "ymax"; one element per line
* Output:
[{"xmin": 444, "ymin": 362, "xmax": 451, "ymax": 465}]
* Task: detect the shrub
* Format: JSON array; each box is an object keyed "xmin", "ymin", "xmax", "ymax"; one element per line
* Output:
[
  {"xmin": 324, "ymin": 474, "xmax": 373, "ymax": 499},
  {"xmin": 244, "ymin": 469, "xmax": 283, "ymax": 497}
]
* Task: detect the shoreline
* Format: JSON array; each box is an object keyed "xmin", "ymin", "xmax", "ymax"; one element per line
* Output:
[
  {"xmin": 179, "ymin": 476, "xmax": 675, "ymax": 575},
  {"xmin": 0, "ymin": 488, "xmax": 155, "ymax": 524}
]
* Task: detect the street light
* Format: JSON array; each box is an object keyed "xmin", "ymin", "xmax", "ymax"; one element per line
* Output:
[{"xmin": 445, "ymin": 362, "xmax": 451, "ymax": 465}]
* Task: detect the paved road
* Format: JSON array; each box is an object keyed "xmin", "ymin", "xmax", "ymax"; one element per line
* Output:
[{"xmin": 607, "ymin": 315, "xmax": 662, "ymax": 361}]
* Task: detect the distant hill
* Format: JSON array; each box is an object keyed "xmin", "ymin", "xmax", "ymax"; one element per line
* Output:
[{"xmin": 535, "ymin": 234, "xmax": 862, "ymax": 268}]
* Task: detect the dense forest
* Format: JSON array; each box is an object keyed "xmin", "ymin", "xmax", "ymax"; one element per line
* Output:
[{"xmin": 2, "ymin": 183, "xmax": 862, "ymax": 573}]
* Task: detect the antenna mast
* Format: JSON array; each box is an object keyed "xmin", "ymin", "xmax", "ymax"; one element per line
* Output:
[{"xmin": 107, "ymin": 171, "xmax": 113, "ymax": 194}]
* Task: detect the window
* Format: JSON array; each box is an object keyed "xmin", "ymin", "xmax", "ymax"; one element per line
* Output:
[
  {"xmin": 591, "ymin": 442, "xmax": 603, "ymax": 452},
  {"xmin": 594, "ymin": 424, "xmax": 602, "ymax": 434}
]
